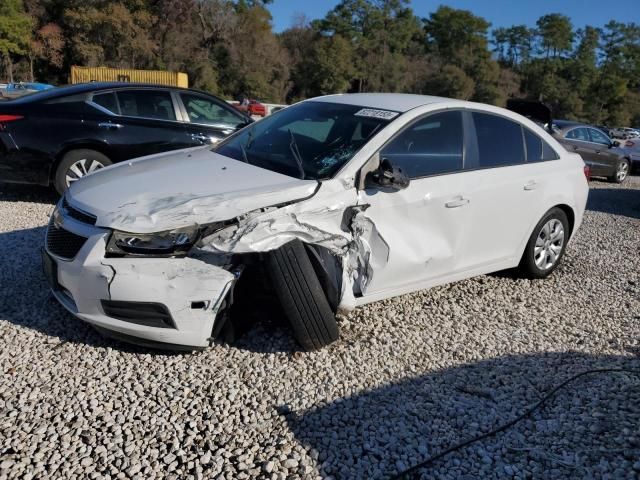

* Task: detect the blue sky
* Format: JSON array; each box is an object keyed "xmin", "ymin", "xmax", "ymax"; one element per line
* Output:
[{"xmin": 267, "ymin": 0, "xmax": 639, "ymax": 33}]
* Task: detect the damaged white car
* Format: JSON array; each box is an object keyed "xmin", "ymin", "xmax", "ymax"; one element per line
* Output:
[{"xmin": 43, "ymin": 94, "xmax": 589, "ymax": 350}]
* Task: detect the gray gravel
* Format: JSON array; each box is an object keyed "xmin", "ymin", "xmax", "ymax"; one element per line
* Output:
[{"xmin": 1, "ymin": 178, "xmax": 639, "ymax": 480}]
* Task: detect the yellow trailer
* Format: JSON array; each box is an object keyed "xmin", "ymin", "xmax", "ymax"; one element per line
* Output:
[{"xmin": 70, "ymin": 66, "xmax": 188, "ymax": 88}]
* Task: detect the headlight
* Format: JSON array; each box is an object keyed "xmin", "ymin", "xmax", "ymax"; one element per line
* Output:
[{"xmin": 106, "ymin": 225, "xmax": 200, "ymax": 257}]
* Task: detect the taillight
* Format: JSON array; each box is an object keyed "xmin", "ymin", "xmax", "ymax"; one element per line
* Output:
[
  {"xmin": 626, "ymin": 140, "xmax": 634, "ymax": 147},
  {"xmin": 0, "ymin": 114, "xmax": 23, "ymax": 131},
  {"xmin": 0, "ymin": 115, "xmax": 24, "ymax": 122},
  {"xmin": 583, "ymin": 165, "xmax": 591, "ymax": 181}
]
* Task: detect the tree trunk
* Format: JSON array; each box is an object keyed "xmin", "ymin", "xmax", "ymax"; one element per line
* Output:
[
  {"xmin": 29, "ymin": 55, "xmax": 34, "ymax": 82},
  {"xmin": 7, "ymin": 57, "xmax": 14, "ymax": 83}
]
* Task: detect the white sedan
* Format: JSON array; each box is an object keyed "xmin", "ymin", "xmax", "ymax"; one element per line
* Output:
[{"xmin": 43, "ymin": 94, "xmax": 589, "ymax": 350}]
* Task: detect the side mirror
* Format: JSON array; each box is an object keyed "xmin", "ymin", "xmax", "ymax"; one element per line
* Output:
[
  {"xmin": 365, "ymin": 158, "xmax": 410, "ymax": 191},
  {"xmin": 611, "ymin": 140, "xmax": 620, "ymax": 148}
]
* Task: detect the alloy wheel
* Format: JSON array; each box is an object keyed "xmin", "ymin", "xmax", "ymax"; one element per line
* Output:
[
  {"xmin": 534, "ymin": 218, "xmax": 565, "ymax": 270},
  {"xmin": 65, "ymin": 158, "xmax": 105, "ymax": 187},
  {"xmin": 617, "ymin": 161, "xmax": 629, "ymax": 182}
]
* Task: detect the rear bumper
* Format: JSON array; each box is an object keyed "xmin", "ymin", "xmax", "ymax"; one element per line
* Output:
[
  {"xmin": 44, "ymin": 209, "xmax": 236, "ymax": 349},
  {"xmin": 0, "ymin": 132, "xmax": 52, "ymax": 186}
]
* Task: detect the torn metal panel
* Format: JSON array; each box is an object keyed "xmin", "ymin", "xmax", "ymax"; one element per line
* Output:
[
  {"xmin": 197, "ymin": 182, "xmax": 391, "ymax": 312},
  {"xmin": 199, "ymin": 182, "xmax": 357, "ymax": 256},
  {"xmin": 346, "ymin": 206, "xmax": 390, "ymax": 296}
]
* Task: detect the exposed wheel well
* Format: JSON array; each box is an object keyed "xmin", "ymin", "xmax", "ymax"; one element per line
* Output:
[{"xmin": 554, "ymin": 204, "xmax": 575, "ymax": 239}]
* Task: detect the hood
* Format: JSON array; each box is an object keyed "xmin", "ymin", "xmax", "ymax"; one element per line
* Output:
[{"xmin": 68, "ymin": 147, "xmax": 319, "ymax": 233}]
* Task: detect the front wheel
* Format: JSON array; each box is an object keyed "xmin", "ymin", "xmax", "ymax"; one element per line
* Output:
[
  {"xmin": 609, "ymin": 159, "xmax": 629, "ymax": 184},
  {"xmin": 268, "ymin": 240, "xmax": 339, "ymax": 351},
  {"xmin": 54, "ymin": 149, "xmax": 112, "ymax": 194},
  {"xmin": 517, "ymin": 208, "xmax": 569, "ymax": 279}
]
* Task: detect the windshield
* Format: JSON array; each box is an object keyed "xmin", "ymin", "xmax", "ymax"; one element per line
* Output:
[{"xmin": 215, "ymin": 101, "xmax": 396, "ymax": 179}]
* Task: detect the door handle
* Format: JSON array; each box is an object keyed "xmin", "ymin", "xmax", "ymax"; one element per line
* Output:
[
  {"xmin": 445, "ymin": 196, "xmax": 470, "ymax": 208},
  {"xmin": 572, "ymin": 145, "xmax": 579, "ymax": 150},
  {"xmin": 524, "ymin": 180, "xmax": 538, "ymax": 191},
  {"xmin": 98, "ymin": 122, "xmax": 123, "ymax": 130},
  {"xmin": 190, "ymin": 133, "xmax": 211, "ymax": 144}
]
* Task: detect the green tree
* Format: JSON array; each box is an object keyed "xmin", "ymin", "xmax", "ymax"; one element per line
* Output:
[
  {"xmin": 536, "ymin": 13, "xmax": 573, "ymax": 58},
  {"xmin": 423, "ymin": 6, "xmax": 502, "ymax": 103},
  {"xmin": 319, "ymin": 0, "xmax": 422, "ymax": 92},
  {"xmin": 0, "ymin": 0, "xmax": 33, "ymax": 82},
  {"xmin": 63, "ymin": 1, "xmax": 155, "ymax": 68},
  {"xmin": 308, "ymin": 34, "xmax": 356, "ymax": 95},
  {"xmin": 421, "ymin": 64, "xmax": 474, "ymax": 99},
  {"xmin": 423, "ymin": 6, "xmax": 490, "ymax": 68}
]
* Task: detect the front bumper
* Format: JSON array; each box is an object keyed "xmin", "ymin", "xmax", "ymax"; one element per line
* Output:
[{"xmin": 43, "ymin": 211, "xmax": 236, "ymax": 349}]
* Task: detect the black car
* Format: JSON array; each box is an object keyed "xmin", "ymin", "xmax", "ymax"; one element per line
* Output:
[
  {"xmin": 551, "ymin": 120, "xmax": 631, "ymax": 183},
  {"xmin": 0, "ymin": 83, "xmax": 251, "ymax": 193}
]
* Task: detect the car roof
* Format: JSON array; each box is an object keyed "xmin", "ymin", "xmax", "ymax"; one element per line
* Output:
[
  {"xmin": 6, "ymin": 82, "xmax": 206, "ymax": 104},
  {"xmin": 307, "ymin": 93, "xmax": 457, "ymax": 112},
  {"xmin": 553, "ymin": 119, "xmax": 591, "ymax": 131}
]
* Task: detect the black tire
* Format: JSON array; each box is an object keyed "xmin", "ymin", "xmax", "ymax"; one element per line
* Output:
[
  {"xmin": 54, "ymin": 149, "xmax": 112, "ymax": 194},
  {"xmin": 517, "ymin": 207, "xmax": 569, "ymax": 279},
  {"xmin": 608, "ymin": 158, "xmax": 629, "ymax": 184},
  {"xmin": 268, "ymin": 240, "xmax": 339, "ymax": 351}
]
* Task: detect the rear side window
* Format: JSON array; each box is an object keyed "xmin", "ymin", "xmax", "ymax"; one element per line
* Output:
[
  {"xmin": 472, "ymin": 112, "xmax": 524, "ymax": 168},
  {"xmin": 43, "ymin": 94, "xmax": 90, "ymax": 114},
  {"xmin": 92, "ymin": 92, "xmax": 119, "ymax": 114},
  {"xmin": 523, "ymin": 128, "xmax": 559, "ymax": 162},
  {"xmin": 117, "ymin": 90, "xmax": 176, "ymax": 121},
  {"xmin": 381, "ymin": 110, "xmax": 463, "ymax": 178}
]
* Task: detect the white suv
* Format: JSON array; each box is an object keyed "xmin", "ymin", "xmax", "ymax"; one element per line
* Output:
[
  {"xmin": 610, "ymin": 127, "xmax": 640, "ymax": 139},
  {"xmin": 43, "ymin": 94, "xmax": 589, "ymax": 350}
]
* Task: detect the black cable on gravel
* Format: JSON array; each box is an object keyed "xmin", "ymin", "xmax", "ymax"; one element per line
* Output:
[{"xmin": 391, "ymin": 368, "xmax": 640, "ymax": 479}]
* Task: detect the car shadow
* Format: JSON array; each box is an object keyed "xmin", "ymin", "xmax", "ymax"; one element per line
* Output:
[
  {"xmin": 281, "ymin": 351, "xmax": 640, "ymax": 479},
  {"xmin": 586, "ymin": 187, "xmax": 640, "ymax": 220},
  {"xmin": 0, "ymin": 183, "xmax": 58, "ymax": 204}
]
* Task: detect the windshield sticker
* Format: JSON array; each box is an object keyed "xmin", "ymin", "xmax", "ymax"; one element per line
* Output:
[{"xmin": 354, "ymin": 108, "xmax": 399, "ymax": 120}]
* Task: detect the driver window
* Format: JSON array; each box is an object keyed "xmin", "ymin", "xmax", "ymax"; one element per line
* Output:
[
  {"xmin": 566, "ymin": 128, "xmax": 589, "ymax": 141},
  {"xmin": 380, "ymin": 111, "xmax": 464, "ymax": 178},
  {"xmin": 589, "ymin": 128, "xmax": 610, "ymax": 145},
  {"xmin": 180, "ymin": 93, "xmax": 245, "ymax": 127}
]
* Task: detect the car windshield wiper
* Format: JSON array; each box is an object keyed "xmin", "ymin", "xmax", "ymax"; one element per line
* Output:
[
  {"xmin": 239, "ymin": 128, "xmax": 254, "ymax": 164},
  {"xmin": 246, "ymin": 127, "xmax": 255, "ymax": 149},
  {"xmin": 239, "ymin": 143, "xmax": 250, "ymax": 164},
  {"xmin": 288, "ymin": 129, "xmax": 305, "ymax": 180}
]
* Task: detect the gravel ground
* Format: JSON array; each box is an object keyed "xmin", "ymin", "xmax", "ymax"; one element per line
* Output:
[{"xmin": 0, "ymin": 177, "xmax": 639, "ymax": 480}]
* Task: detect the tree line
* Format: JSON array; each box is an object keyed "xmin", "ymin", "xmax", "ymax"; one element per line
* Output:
[{"xmin": 1, "ymin": 0, "xmax": 639, "ymax": 126}]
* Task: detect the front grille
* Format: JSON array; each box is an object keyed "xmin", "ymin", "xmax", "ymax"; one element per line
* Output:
[
  {"xmin": 101, "ymin": 300, "xmax": 176, "ymax": 329},
  {"xmin": 63, "ymin": 197, "xmax": 96, "ymax": 225},
  {"xmin": 46, "ymin": 222, "xmax": 88, "ymax": 259}
]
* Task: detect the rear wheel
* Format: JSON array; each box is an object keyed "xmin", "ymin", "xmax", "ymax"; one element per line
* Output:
[
  {"xmin": 608, "ymin": 159, "xmax": 629, "ymax": 183},
  {"xmin": 517, "ymin": 208, "xmax": 569, "ymax": 279},
  {"xmin": 268, "ymin": 240, "xmax": 339, "ymax": 351},
  {"xmin": 54, "ymin": 149, "xmax": 112, "ymax": 194}
]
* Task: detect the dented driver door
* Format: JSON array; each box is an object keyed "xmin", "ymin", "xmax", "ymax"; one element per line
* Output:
[{"xmin": 355, "ymin": 110, "xmax": 472, "ymax": 297}]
